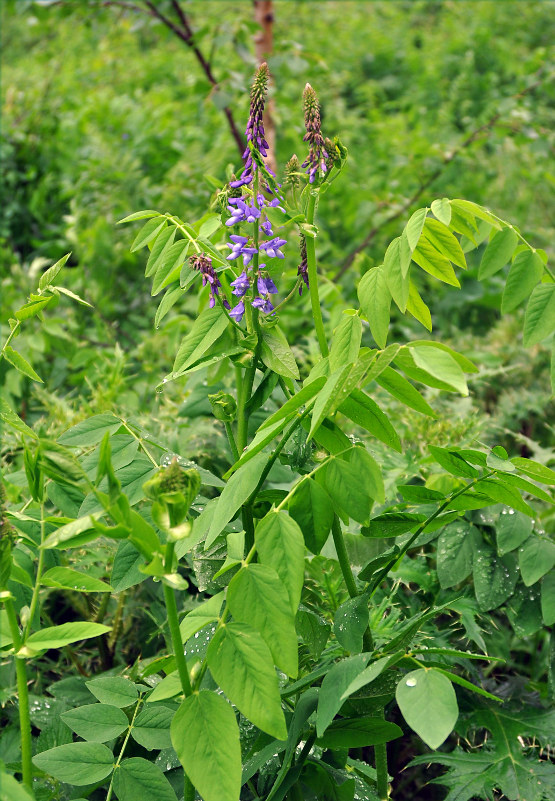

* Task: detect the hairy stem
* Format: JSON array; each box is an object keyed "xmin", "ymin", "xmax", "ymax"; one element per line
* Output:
[
  {"xmin": 5, "ymin": 599, "xmax": 33, "ymax": 791},
  {"xmin": 162, "ymin": 543, "xmax": 192, "ymax": 697},
  {"xmin": 375, "ymin": 739, "xmax": 389, "ymax": 800}
]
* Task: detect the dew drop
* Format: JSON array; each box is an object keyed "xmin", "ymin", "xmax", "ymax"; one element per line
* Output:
[{"xmin": 406, "ymin": 677, "xmax": 417, "ymax": 687}]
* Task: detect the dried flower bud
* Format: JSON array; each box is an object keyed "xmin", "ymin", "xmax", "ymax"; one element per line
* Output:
[
  {"xmin": 302, "ymin": 83, "xmax": 328, "ymax": 183},
  {"xmin": 284, "ymin": 154, "xmax": 302, "ymax": 189},
  {"xmin": 297, "ymin": 235, "xmax": 309, "ymax": 295}
]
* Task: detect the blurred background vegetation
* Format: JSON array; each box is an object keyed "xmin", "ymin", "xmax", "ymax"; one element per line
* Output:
[{"xmin": 2, "ymin": 0, "xmax": 555, "ymax": 464}]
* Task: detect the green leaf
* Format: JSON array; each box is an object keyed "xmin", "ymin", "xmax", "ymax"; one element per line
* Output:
[
  {"xmin": 317, "ymin": 457, "xmax": 371, "ymax": 524},
  {"xmin": 32, "ymin": 742, "xmax": 114, "ymax": 785},
  {"xmin": 343, "ymin": 446, "xmax": 385, "ymax": 504},
  {"xmin": 395, "ymin": 669, "xmax": 458, "ymax": 749},
  {"xmin": 151, "ymin": 240, "xmax": 189, "ymax": 295},
  {"xmin": 541, "ymin": 572, "xmax": 555, "ymax": 626},
  {"xmin": 155, "ymin": 286, "xmax": 183, "ymax": 329},
  {"xmin": 131, "ymin": 706, "xmax": 174, "ymax": 750},
  {"xmin": 41, "ymin": 567, "xmax": 112, "ymax": 593},
  {"xmin": 358, "ymin": 265, "xmax": 391, "ymax": 348},
  {"xmin": 117, "ymin": 209, "xmax": 160, "ymax": 225},
  {"xmin": 501, "ymin": 249, "xmax": 544, "ymax": 313},
  {"xmin": 339, "ymin": 388, "xmax": 402, "ymax": 452},
  {"xmin": 518, "ymin": 536, "xmax": 555, "ymax": 586},
  {"xmin": 316, "ymin": 654, "xmax": 371, "ymax": 736},
  {"xmin": 511, "ymin": 457, "xmax": 555, "ymax": 485},
  {"xmin": 227, "ymin": 564, "xmax": 298, "ymax": 677},
  {"xmin": 179, "ymin": 591, "xmax": 225, "ymax": 642},
  {"xmin": 384, "ymin": 235, "xmax": 410, "ymax": 312},
  {"xmin": 260, "ymin": 328, "xmax": 300, "ymax": 380},
  {"xmin": 224, "ymin": 414, "xmax": 294, "ymax": 477},
  {"xmin": 25, "ymin": 622, "xmax": 111, "ymax": 653},
  {"xmin": 406, "ymin": 281, "xmax": 432, "ymax": 331},
  {"xmin": 476, "ymin": 478, "xmax": 534, "ymax": 516},
  {"xmin": 423, "ymin": 218, "xmax": 466, "ymax": 269},
  {"xmin": 409, "ymin": 344, "xmax": 468, "ymax": 395},
  {"xmin": 334, "ymin": 595, "xmax": 369, "ymax": 653},
  {"xmin": 341, "ymin": 653, "xmax": 405, "ymax": 700},
  {"xmin": 111, "ymin": 541, "xmax": 146, "ymax": 592},
  {"xmin": 61, "ymin": 703, "xmax": 128, "ymax": 742},
  {"xmin": 54, "ymin": 286, "xmax": 93, "ymax": 307},
  {"xmin": 58, "ymin": 414, "xmax": 122, "ymax": 447},
  {"xmin": 130, "ymin": 217, "xmax": 166, "ymax": 252},
  {"xmin": 0, "ymin": 772, "xmax": 35, "ymax": 801},
  {"xmin": 206, "ymin": 451, "xmax": 267, "ymax": 548},
  {"xmin": 317, "ymin": 717, "xmax": 402, "ymax": 749},
  {"xmin": 39, "ymin": 252, "xmax": 71, "ymax": 289},
  {"xmin": 113, "ymin": 758, "xmax": 177, "ymax": 801},
  {"xmin": 431, "ymin": 198, "xmax": 451, "ymax": 226},
  {"xmin": 206, "ymin": 622, "xmax": 287, "ymax": 739},
  {"xmin": 375, "ymin": 367, "xmax": 437, "ymax": 418},
  {"xmin": 259, "ymin": 376, "xmax": 326, "ymax": 432},
  {"xmin": 473, "ymin": 545, "xmax": 518, "ymax": 611},
  {"xmin": 523, "ymin": 283, "xmax": 555, "ymax": 346},
  {"xmin": 429, "ymin": 445, "xmax": 479, "ymax": 478},
  {"xmin": 288, "ymin": 477, "xmax": 334, "ymax": 554},
  {"xmin": 0, "ymin": 397, "xmax": 38, "ymax": 439},
  {"xmin": 478, "ymin": 227, "xmax": 518, "ymax": 280},
  {"xmin": 173, "ymin": 306, "xmax": 229, "ymax": 374},
  {"xmin": 296, "ymin": 609, "xmax": 330, "ymax": 660},
  {"xmin": 436, "ymin": 522, "xmax": 480, "ymax": 588},
  {"xmin": 15, "ymin": 296, "xmax": 53, "ymax": 320},
  {"xmin": 255, "ymin": 511, "xmax": 305, "ymax": 613},
  {"xmin": 362, "ymin": 512, "xmax": 424, "ymax": 538},
  {"xmin": 329, "ymin": 314, "xmax": 362, "ymax": 372},
  {"xmin": 3, "ymin": 346, "xmax": 43, "ymax": 382},
  {"xmin": 496, "ymin": 509, "xmax": 533, "ymax": 555},
  {"xmin": 85, "ymin": 677, "xmax": 138, "ymax": 707},
  {"xmin": 171, "ymin": 691, "xmax": 241, "ymax": 801},
  {"xmin": 309, "ymin": 364, "xmax": 353, "ymax": 440},
  {"xmin": 413, "ymin": 238, "xmax": 460, "ymax": 287},
  {"xmin": 405, "ymin": 208, "xmax": 429, "ymax": 250}
]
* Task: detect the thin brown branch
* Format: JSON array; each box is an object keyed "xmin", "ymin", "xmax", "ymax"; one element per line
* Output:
[{"xmin": 333, "ymin": 68, "xmax": 551, "ymax": 282}]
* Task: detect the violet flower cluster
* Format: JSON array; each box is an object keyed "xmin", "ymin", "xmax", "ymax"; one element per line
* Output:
[
  {"xmin": 302, "ymin": 83, "xmax": 328, "ymax": 183},
  {"xmin": 224, "ymin": 63, "xmax": 287, "ymax": 323}
]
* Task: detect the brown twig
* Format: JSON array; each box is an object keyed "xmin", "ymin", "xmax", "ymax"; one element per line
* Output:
[{"xmin": 333, "ymin": 69, "xmax": 551, "ymax": 282}]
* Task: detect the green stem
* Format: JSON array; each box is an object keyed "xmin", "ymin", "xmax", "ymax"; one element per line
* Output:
[
  {"xmin": 23, "ymin": 502, "xmax": 45, "ymax": 640},
  {"xmin": 1, "ymin": 320, "xmax": 21, "ymax": 355},
  {"xmin": 305, "ymin": 192, "xmax": 328, "ymax": 357},
  {"xmin": 224, "ymin": 421, "xmax": 240, "ymax": 462},
  {"xmin": 106, "ymin": 697, "xmax": 143, "ymax": 801},
  {"xmin": 162, "ymin": 543, "xmax": 192, "ymax": 698},
  {"xmin": 5, "ymin": 598, "xmax": 33, "ymax": 792},
  {"xmin": 119, "ymin": 420, "xmax": 159, "ymax": 467},
  {"xmin": 331, "ymin": 516, "xmax": 374, "ymax": 651},
  {"xmin": 375, "ymin": 739, "xmax": 389, "ymax": 800},
  {"xmin": 242, "ymin": 506, "xmax": 256, "ymax": 554}
]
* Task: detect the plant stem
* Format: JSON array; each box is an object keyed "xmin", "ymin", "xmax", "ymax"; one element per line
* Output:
[
  {"xmin": 305, "ymin": 192, "xmax": 328, "ymax": 357},
  {"xmin": 162, "ymin": 543, "xmax": 192, "ymax": 698},
  {"xmin": 105, "ymin": 697, "xmax": 143, "ymax": 801},
  {"xmin": 224, "ymin": 421, "xmax": 240, "ymax": 462},
  {"xmin": 24, "ymin": 502, "xmax": 45, "ymax": 640},
  {"xmin": 375, "ymin": 739, "xmax": 389, "ymax": 800},
  {"xmin": 4, "ymin": 598, "xmax": 33, "ymax": 792},
  {"xmin": 331, "ymin": 515, "xmax": 374, "ymax": 651}
]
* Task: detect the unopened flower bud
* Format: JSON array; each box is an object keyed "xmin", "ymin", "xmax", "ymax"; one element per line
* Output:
[{"xmin": 209, "ymin": 391, "xmax": 237, "ymax": 422}]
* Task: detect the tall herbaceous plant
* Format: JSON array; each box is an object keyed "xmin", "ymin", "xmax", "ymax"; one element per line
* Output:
[{"xmin": 2, "ymin": 63, "xmax": 555, "ymax": 801}]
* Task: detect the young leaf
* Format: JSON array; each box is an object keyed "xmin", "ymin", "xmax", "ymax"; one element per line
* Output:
[
  {"xmin": 260, "ymin": 328, "xmax": 300, "ymax": 380},
  {"xmin": 409, "ymin": 344, "xmax": 468, "ymax": 395},
  {"xmin": 329, "ymin": 313, "xmax": 362, "ymax": 372},
  {"xmin": 431, "ymin": 198, "xmax": 451, "ymax": 226},
  {"xmin": 25, "ymin": 622, "xmax": 111, "ymax": 653},
  {"xmin": 406, "ymin": 281, "xmax": 432, "ymax": 331},
  {"xmin": 405, "ymin": 208, "xmax": 429, "ymax": 250},
  {"xmin": 429, "ymin": 445, "xmax": 479, "ymax": 478},
  {"xmin": 518, "ymin": 535, "xmax": 555, "ymax": 586},
  {"xmin": 339, "ymin": 388, "xmax": 402, "ymax": 452},
  {"xmin": 357, "ymin": 265, "xmax": 391, "ymax": 348},
  {"xmin": 309, "ymin": 364, "xmax": 353, "ymax": 440},
  {"xmin": 179, "ymin": 591, "xmax": 225, "ymax": 642},
  {"xmin": 58, "ymin": 414, "xmax": 122, "ymax": 447},
  {"xmin": 206, "ymin": 622, "xmax": 287, "ymax": 739},
  {"xmin": 113, "ymin": 758, "xmax": 177, "ymax": 801},
  {"xmin": 395, "ymin": 669, "xmax": 458, "ymax": 749},
  {"xmin": 478, "ymin": 227, "xmax": 518, "ymax": 280},
  {"xmin": 501, "ymin": 249, "xmax": 544, "ymax": 313},
  {"xmin": 412, "ymin": 239, "xmax": 460, "ymax": 287},
  {"xmin": 473, "ymin": 545, "xmax": 518, "ymax": 611},
  {"xmin": 436, "ymin": 523, "xmax": 480, "ymax": 588},
  {"xmin": 384, "ymin": 235, "xmax": 410, "ymax": 312},
  {"xmin": 3, "ymin": 346, "xmax": 43, "ymax": 382},
  {"xmin": 316, "ymin": 654, "xmax": 372, "ymax": 736},
  {"xmin": 32, "ymin": 742, "xmax": 114, "ymax": 785},
  {"xmin": 496, "ymin": 509, "xmax": 533, "ymax": 555},
  {"xmin": 60, "ymin": 703, "xmax": 128, "ymax": 742},
  {"xmin": 288, "ymin": 477, "xmax": 334, "ymax": 554},
  {"xmin": 130, "ymin": 217, "xmax": 166, "ymax": 252},
  {"xmin": 423, "ymin": 218, "xmax": 466, "ymax": 269},
  {"xmin": 38, "ymin": 252, "xmax": 71, "ymax": 289},
  {"xmin": 334, "ymin": 595, "xmax": 369, "ymax": 654},
  {"xmin": 41, "ymin": 567, "xmax": 112, "ymax": 593},
  {"xmin": 523, "ymin": 283, "xmax": 555, "ymax": 346},
  {"xmin": 255, "ymin": 511, "xmax": 305, "ymax": 612},
  {"xmin": 227, "ymin": 564, "xmax": 298, "ymax": 677},
  {"xmin": 85, "ymin": 677, "xmax": 138, "ymax": 708},
  {"xmin": 155, "ymin": 285, "xmax": 183, "ymax": 329},
  {"xmin": 511, "ymin": 457, "xmax": 555, "ymax": 485},
  {"xmin": 317, "ymin": 717, "xmax": 402, "ymax": 749},
  {"xmin": 130, "ymin": 706, "xmax": 174, "ymax": 750},
  {"xmin": 317, "ymin": 457, "xmax": 371, "ymax": 524},
  {"xmin": 171, "ymin": 691, "xmax": 241, "ymax": 801},
  {"xmin": 173, "ymin": 306, "xmax": 229, "ymax": 374},
  {"xmin": 205, "ymin": 451, "xmax": 267, "ymax": 548},
  {"xmin": 117, "ymin": 209, "xmax": 160, "ymax": 224},
  {"xmin": 375, "ymin": 367, "xmax": 437, "ymax": 418},
  {"xmin": 342, "ymin": 446, "xmax": 385, "ymax": 504}
]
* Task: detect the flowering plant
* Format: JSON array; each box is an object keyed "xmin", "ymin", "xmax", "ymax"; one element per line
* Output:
[{"xmin": 3, "ymin": 63, "xmax": 555, "ymax": 801}]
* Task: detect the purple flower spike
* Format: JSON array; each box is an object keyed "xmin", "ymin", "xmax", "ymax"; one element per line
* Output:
[
  {"xmin": 260, "ymin": 237, "xmax": 287, "ymax": 259},
  {"xmin": 253, "ymin": 296, "xmax": 275, "ymax": 314},
  {"xmin": 257, "ymin": 275, "xmax": 278, "ymax": 295},
  {"xmin": 302, "ymin": 84, "xmax": 328, "ymax": 184},
  {"xmin": 190, "ymin": 253, "xmax": 223, "ymax": 308},
  {"xmin": 229, "ymin": 300, "xmax": 245, "ymax": 322},
  {"xmin": 230, "ymin": 271, "xmax": 250, "ymax": 297}
]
